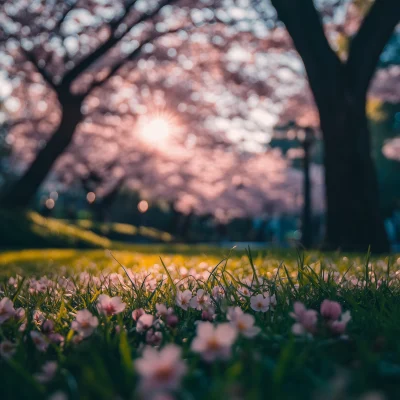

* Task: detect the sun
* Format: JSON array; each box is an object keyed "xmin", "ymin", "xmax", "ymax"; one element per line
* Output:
[{"xmin": 137, "ymin": 112, "xmax": 176, "ymax": 147}]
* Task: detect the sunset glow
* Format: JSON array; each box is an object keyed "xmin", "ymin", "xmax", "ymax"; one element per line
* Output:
[{"xmin": 137, "ymin": 114, "xmax": 175, "ymax": 147}]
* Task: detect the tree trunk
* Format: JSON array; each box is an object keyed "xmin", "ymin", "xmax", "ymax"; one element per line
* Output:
[
  {"xmin": 269, "ymin": 0, "xmax": 397, "ymax": 253},
  {"xmin": 320, "ymin": 96, "xmax": 390, "ymax": 253},
  {"xmin": 0, "ymin": 98, "xmax": 82, "ymax": 209}
]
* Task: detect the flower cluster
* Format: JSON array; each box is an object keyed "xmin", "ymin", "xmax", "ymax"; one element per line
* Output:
[
  {"xmin": 0, "ymin": 254, "xmax": 386, "ymax": 399},
  {"xmin": 291, "ymin": 300, "xmax": 351, "ymax": 337}
]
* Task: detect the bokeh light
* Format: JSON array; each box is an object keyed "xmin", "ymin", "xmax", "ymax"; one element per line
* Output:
[
  {"xmin": 138, "ymin": 200, "xmax": 149, "ymax": 213},
  {"xmin": 86, "ymin": 192, "xmax": 96, "ymax": 203},
  {"xmin": 45, "ymin": 198, "xmax": 55, "ymax": 209}
]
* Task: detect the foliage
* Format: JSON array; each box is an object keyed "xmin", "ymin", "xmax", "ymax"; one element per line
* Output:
[
  {"xmin": 0, "ymin": 249, "xmax": 400, "ymax": 399},
  {"xmin": 0, "ymin": 210, "xmax": 111, "ymax": 249},
  {"xmin": 64, "ymin": 219, "xmax": 174, "ymax": 243}
]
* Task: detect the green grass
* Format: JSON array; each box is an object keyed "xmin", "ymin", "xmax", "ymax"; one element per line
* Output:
[{"xmin": 0, "ymin": 248, "xmax": 400, "ymax": 399}]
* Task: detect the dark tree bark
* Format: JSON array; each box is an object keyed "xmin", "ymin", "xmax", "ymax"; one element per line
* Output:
[
  {"xmin": 270, "ymin": 0, "xmax": 400, "ymax": 253},
  {"xmin": 0, "ymin": 94, "xmax": 83, "ymax": 208}
]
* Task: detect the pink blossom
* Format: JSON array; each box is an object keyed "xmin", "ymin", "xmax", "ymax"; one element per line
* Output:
[
  {"xmin": 14, "ymin": 307, "xmax": 26, "ymax": 322},
  {"xmin": 237, "ymin": 286, "xmax": 251, "ymax": 297},
  {"xmin": 136, "ymin": 314, "xmax": 154, "ymax": 333},
  {"xmin": 166, "ymin": 314, "xmax": 179, "ymax": 328},
  {"xmin": 33, "ymin": 309, "xmax": 45, "ymax": 325},
  {"xmin": 48, "ymin": 333, "xmax": 64, "ymax": 345},
  {"xmin": 290, "ymin": 302, "xmax": 318, "ymax": 336},
  {"xmin": 264, "ymin": 293, "xmax": 277, "ymax": 309},
  {"xmin": 0, "ymin": 340, "xmax": 16, "ymax": 359},
  {"xmin": 212, "ymin": 286, "xmax": 225, "ymax": 301},
  {"xmin": 190, "ymin": 289, "xmax": 212, "ymax": 311},
  {"xmin": 329, "ymin": 311, "xmax": 352, "ymax": 335},
  {"xmin": 42, "ymin": 319, "xmax": 55, "ymax": 334},
  {"xmin": 191, "ymin": 322, "xmax": 237, "ymax": 362},
  {"xmin": 0, "ymin": 297, "xmax": 15, "ymax": 324},
  {"xmin": 96, "ymin": 294, "xmax": 126, "ymax": 317},
  {"xmin": 320, "ymin": 300, "xmax": 342, "ymax": 321},
  {"xmin": 135, "ymin": 344, "xmax": 187, "ymax": 392},
  {"xmin": 14, "ymin": 307, "xmax": 26, "ymax": 331},
  {"xmin": 250, "ymin": 294, "xmax": 270, "ymax": 312},
  {"xmin": 34, "ymin": 361, "xmax": 58, "ymax": 383},
  {"xmin": 227, "ymin": 307, "xmax": 261, "ymax": 338},
  {"xmin": 201, "ymin": 305, "xmax": 216, "ymax": 322},
  {"xmin": 132, "ymin": 308, "xmax": 145, "ymax": 321},
  {"xmin": 176, "ymin": 290, "xmax": 192, "ymax": 310},
  {"xmin": 156, "ymin": 303, "xmax": 174, "ymax": 318},
  {"xmin": 30, "ymin": 331, "xmax": 49, "ymax": 352},
  {"xmin": 71, "ymin": 309, "xmax": 99, "ymax": 338},
  {"xmin": 146, "ymin": 329, "xmax": 163, "ymax": 346}
]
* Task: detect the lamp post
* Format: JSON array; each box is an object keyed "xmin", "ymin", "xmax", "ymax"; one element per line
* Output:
[
  {"xmin": 298, "ymin": 127, "xmax": 315, "ymax": 248},
  {"xmin": 272, "ymin": 122, "xmax": 316, "ymax": 248}
]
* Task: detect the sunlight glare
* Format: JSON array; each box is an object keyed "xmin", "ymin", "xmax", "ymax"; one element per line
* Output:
[{"xmin": 138, "ymin": 115, "xmax": 172, "ymax": 146}]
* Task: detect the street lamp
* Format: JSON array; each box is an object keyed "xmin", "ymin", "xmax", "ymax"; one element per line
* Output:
[{"xmin": 272, "ymin": 121, "xmax": 316, "ymax": 248}]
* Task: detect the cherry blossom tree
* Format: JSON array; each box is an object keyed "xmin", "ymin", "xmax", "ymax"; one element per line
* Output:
[{"xmin": 0, "ymin": 0, "xmax": 207, "ymax": 208}]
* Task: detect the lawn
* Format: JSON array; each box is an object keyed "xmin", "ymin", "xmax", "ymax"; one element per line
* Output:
[{"xmin": 0, "ymin": 247, "xmax": 400, "ymax": 399}]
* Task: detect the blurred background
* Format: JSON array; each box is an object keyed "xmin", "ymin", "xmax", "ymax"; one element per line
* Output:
[{"xmin": 0, "ymin": 0, "xmax": 399, "ymax": 251}]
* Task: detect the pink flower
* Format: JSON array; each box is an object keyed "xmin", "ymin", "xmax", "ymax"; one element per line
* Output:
[
  {"xmin": 265, "ymin": 293, "xmax": 277, "ymax": 309},
  {"xmin": 320, "ymin": 300, "xmax": 342, "ymax": 320},
  {"xmin": 135, "ymin": 345, "xmax": 187, "ymax": 392},
  {"xmin": 33, "ymin": 310, "xmax": 45, "ymax": 325},
  {"xmin": 0, "ymin": 297, "xmax": 15, "ymax": 324},
  {"xmin": 14, "ymin": 307, "xmax": 26, "ymax": 331},
  {"xmin": 96, "ymin": 294, "xmax": 126, "ymax": 316},
  {"xmin": 0, "ymin": 340, "xmax": 16, "ymax": 359},
  {"xmin": 42, "ymin": 319, "xmax": 55, "ymax": 334},
  {"xmin": 190, "ymin": 289, "xmax": 211, "ymax": 311},
  {"xmin": 30, "ymin": 331, "xmax": 49, "ymax": 352},
  {"xmin": 212, "ymin": 286, "xmax": 225, "ymax": 301},
  {"xmin": 48, "ymin": 333, "xmax": 64, "ymax": 345},
  {"xmin": 176, "ymin": 290, "xmax": 192, "ymax": 310},
  {"xmin": 146, "ymin": 329, "xmax": 163, "ymax": 346},
  {"xmin": 227, "ymin": 307, "xmax": 261, "ymax": 338},
  {"xmin": 329, "ymin": 311, "xmax": 352, "ymax": 335},
  {"xmin": 132, "ymin": 308, "xmax": 145, "ymax": 321},
  {"xmin": 14, "ymin": 307, "xmax": 26, "ymax": 322},
  {"xmin": 71, "ymin": 309, "xmax": 99, "ymax": 338},
  {"xmin": 34, "ymin": 361, "xmax": 58, "ymax": 383},
  {"xmin": 237, "ymin": 286, "xmax": 251, "ymax": 297},
  {"xmin": 250, "ymin": 294, "xmax": 270, "ymax": 312},
  {"xmin": 201, "ymin": 305, "xmax": 216, "ymax": 322},
  {"xmin": 166, "ymin": 314, "xmax": 179, "ymax": 328},
  {"xmin": 290, "ymin": 302, "xmax": 318, "ymax": 336},
  {"xmin": 191, "ymin": 322, "xmax": 237, "ymax": 362},
  {"xmin": 136, "ymin": 314, "xmax": 154, "ymax": 333},
  {"xmin": 156, "ymin": 304, "xmax": 174, "ymax": 319}
]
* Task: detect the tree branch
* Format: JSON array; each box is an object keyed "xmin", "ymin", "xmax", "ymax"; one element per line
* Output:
[
  {"xmin": 21, "ymin": 48, "xmax": 59, "ymax": 93},
  {"xmin": 86, "ymin": 26, "xmax": 187, "ymax": 95},
  {"xmin": 346, "ymin": 0, "xmax": 400, "ymax": 100},
  {"xmin": 62, "ymin": 0, "xmax": 177, "ymax": 89}
]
